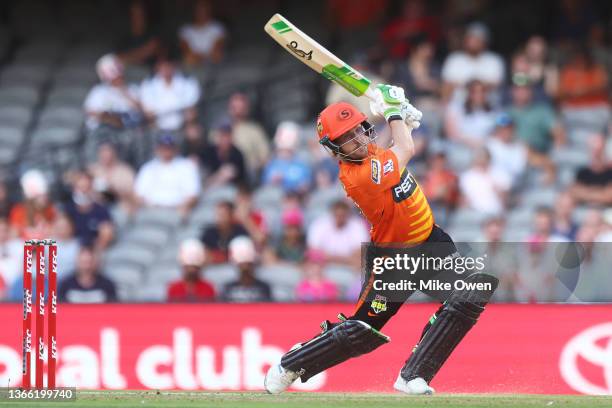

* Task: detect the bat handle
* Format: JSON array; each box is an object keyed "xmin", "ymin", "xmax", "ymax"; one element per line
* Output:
[{"xmin": 364, "ymin": 86, "xmax": 377, "ymax": 101}]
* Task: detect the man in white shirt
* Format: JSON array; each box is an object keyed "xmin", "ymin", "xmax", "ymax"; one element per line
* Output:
[
  {"xmin": 459, "ymin": 148, "xmax": 511, "ymax": 215},
  {"xmin": 135, "ymin": 134, "xmax": 200, "ymax": 217},
  {"xmin": 84, "ymin": 53, "xmax": 142, "ymax": 130},
  {"xmin": 441, "ymin": 22, "xmax": 504, "ymax": 102},
  {"xmin": 140, "ymin": 57, "xmax": 201, "ymax": 131},
  {"xmin": 306, "ymin": 199, "xmax": 369, "ymax": 267},
  {"xmin": 179, "ymin": 0, "xmax": 226, "ymax": 65},
  {"xmin": 486, "ymin": 113, "xmax": 528, "ymax": 188}
]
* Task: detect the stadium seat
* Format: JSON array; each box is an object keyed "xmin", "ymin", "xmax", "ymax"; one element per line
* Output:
[
  {"xmin": 0, "ymin": 126, "xmax": 27, "ymax": 148},
  {"xmin": 0, "ymin": 64, "xmax": 50, "ymax": 86},
  {"xmin": 104, "ymin": 243, "xmax": 157, "ymax": 270},
  {"xmin": 190, "ymin": 206, "xmax": 216, "ymax": 228},
  {"xmin": 0, "ymin": 86, "xmax": 40, "ymax": 108},
  {"xmin": 133, "ymin": 207, "xmax": 182, "ymax": 229},
  {"xmin": 46, "ymin": 86, "xmax": 90, "ymax": 107},
  {"xmin": 37, "ymin": 106, "xmax": 83, "ymax": 128},
  {"xmin": 0, "ymin": 146, "xmax": 18, "ymax": 166},
  {"xmin": 256, "ymin": 264, "xmax": 302, "ymax": 287},
  {"xmin": 307, "ymin": 186, "xmax": 346, "ymax": 210},
  {"xmin": 103, "ymin": 262, "xmax": 144, "ymax": 287},
  {"xmin": 29, "ymin": 126, "xmax": 81, "ymax": 147},
  {"xmin": 122, "ymin": 226, "xmax": 170, "ymax": 249},
  {"xmin": 252, "ymin": 185, "xmax": 284, "ymax": 209},
  {"xmin": 521, "ymin": 188, "xmax": 557, "ymax": 208},
  {"xmin": 447, "ymin": 208, "xmax": 488, "ymax": 230},
  {"xmin": 200, "ymin": 184, "xmax": 237, "ymax": 207},
  {"xmin": 507, "ymin": 207, "xmax": 534, "ymax": 228},
  {"xmin": 203, "ymin": 264, "xmax": 238, "ymax": 292},
  {"xmin": 146, "ymin": 262, "xmax": 182, "ymax": 286},
  {"xmin": 0, "ymin": 106, "xmax": 33, "ymax": 128},
  {"xmin": 271, "ymin": 284, "xmax": 295, "ymax": 302},
  {"xmin": 324, "ymin": 264, "xmax": 359, "ymax": 291}
]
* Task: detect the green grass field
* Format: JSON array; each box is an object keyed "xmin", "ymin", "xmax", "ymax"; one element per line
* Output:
[{"xmin": 1, "ymin": 391, "xmax": 612, "ymax": 408}]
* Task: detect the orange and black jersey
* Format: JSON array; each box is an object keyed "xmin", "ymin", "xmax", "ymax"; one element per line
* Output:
[{"xmin": 339, "ymin": 145, "xmax": 434, "ymax": 244}]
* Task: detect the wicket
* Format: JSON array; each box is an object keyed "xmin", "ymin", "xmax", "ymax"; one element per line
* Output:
[{"xmin": 22, "ymin": 239, "xmax": 58, "ymax": 389}]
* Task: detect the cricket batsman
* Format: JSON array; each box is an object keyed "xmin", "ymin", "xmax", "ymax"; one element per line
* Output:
[{"xmin": 264, "ymin": 84, "xmax": 499, "ymax": 395}]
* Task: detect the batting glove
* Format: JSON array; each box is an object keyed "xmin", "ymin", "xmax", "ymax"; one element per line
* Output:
[
  {"xmin": 401, "ymin": 100, "xmax": 423, "ymax": 129},
  {"xmin": 370, "ymin": 84, "xmax": 407, "ymax": 123}
]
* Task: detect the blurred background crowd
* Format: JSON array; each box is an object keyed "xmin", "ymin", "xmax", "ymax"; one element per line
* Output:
[{"xmin": 0, "ymin": 0, "xmax": 611, "ymax": 304}]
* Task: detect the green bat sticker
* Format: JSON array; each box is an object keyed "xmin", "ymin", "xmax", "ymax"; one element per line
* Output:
[{"xmin": 322, "ymin": 64, "xmax": 371, "ymax": 97}]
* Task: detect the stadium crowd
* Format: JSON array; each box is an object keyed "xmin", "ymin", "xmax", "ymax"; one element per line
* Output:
[{"xmin": 0, "ymin": 0, "xmax": 611, "ymax": 304}]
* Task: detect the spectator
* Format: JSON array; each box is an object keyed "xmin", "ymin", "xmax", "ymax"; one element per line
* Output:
[
  {"xmin": 201, "ymin": 201, "xmax": 249, "ymax": 263},
  {"xmin": 508, "ymin": 75, "xmax": 563, "ymax": 183},
  {"xmin": 140, "ymin": 55, "xmax": 200, "ymax": 131},
  {"xmin": 526, "ymin": 207, "xmax": 570, "ymax": 243},
  {"xmin": 569, "ymin": 133, "xmax": 612, "ymax": 206},
  {"xmin": 221, "ymin": 236, "xmax": 272, "ymax": 302},
  {"xmin": 295, "ymin": 249, "xmax": 339, "ymax": 302},
  {"xmin": 201, "ymin": 122, "xmax": 247, "ymax": 188},
  {"xmin": 116, "ymin": 0, "xmax": 160, "ymax": 66},
  {"xmin": 459, "ymin": 148, "xmax": 510, "ymax": 215},
  {"xmin": 179, "ymin": 0, "xmax": 225, "ymax": 65},
  {"xmin": 167, "ymin": 239, "xmax": 215, "ymax": 302},
  {"xmin": 58, "ymin": 247, "xmax": 117, "ymax": 303},
  {"xmin": 63, "ymin": 171, "xmax": 114, "ymax": 251},
  {"xmin": 53, "ymin": 214, "xmax": 80, "ymax": 280},
  {"xmin": 393, "ymin": 33, "xmax": 440, "ymax": 106},
  {"xmin": 307, "ymin": 200, "xmax": 369, "ymax": 267},
  {"xmin": 181, "ymin": 121, "xmax": 207, "ymax": 161},
  {"xmin": 0, "ymin": 217, "xmax": 21, "ymax": 290},
  {"xmin": 88, "ymin": 142, "xmax": 136, "ymax": 212},
  {"xmin": 421, "ymin": 152, "xmax": 459, "ymax": 225},
  {"xmin": 441, "ymin": 22, "xmax": 504, "ymax": 102},
  {"xmin": 9, "ymin": 170, "xmax": 56, "ymax": 240},
  {"xmin": 381, "ymin": 0, "xmax": 440, "ymax": 59},
  {"xmin": 227, "ymin": 93, "xmax": 270, "ymax": 177},
  {"xmin": 0, "ymin": 181, "xmax": 12, "ymax": 218},
  {"xmin": 135, "ymin": 133, "xmax": 200, "ymax": 217},
  {"xmin": 84, "ymin": 54, "xmax": 142, "ymax": 131},
  {"xmin": 269, "ymin": 208, "xmax": 306, "ymax": 264},
  {"xmin": 327, "ymin": 0, "xmax": 387, "ymax": 31},
  {"xmin": 558, "ymin": 46, "xmax": 610, "ymax": 130},
  {"xmin": 479, "ymin": 217, "xmax": 520, "ymax": 302},
  {"xmin": 486, "ymin": 113, "xmax": 528, "ymax": 188},
  {"xmin": 262, "ymin": 122, "xmax": 312, "ymax": 194},
  {"xmin": 519, "ymin": 36, "xmax": 558, "ymax": 100},
  {"xmin": 553, "ymin": 191, "xmax": 578, "ymax": 240},
  {"xmin": 234, "ymin": 186, "xmax": 266, "ymax": 247},
  {"xmin": 444, "ymin": 80, "xmax": 497, "ymax": 148}
]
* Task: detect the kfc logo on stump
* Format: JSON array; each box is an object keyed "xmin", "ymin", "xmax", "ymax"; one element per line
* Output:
[{"xmin": 560, "ymin": 323, "xmax": 612, "ymax": 395}]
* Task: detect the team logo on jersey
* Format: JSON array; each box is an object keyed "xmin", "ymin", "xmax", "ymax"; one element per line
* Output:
[
  {"xmin": 371, "ymin": 295, "xmax": 387, "ymax": 314},
  {"xmin": 392, "ymin": 171, "xmax": 417, "ymax": 202},
  {"xmin": 383, "ymin": 159, "xmax": 394, "ymax": 175},
  {"xmin": 371, "ymin": 158, "xmax": 381, "ymax": 184}
]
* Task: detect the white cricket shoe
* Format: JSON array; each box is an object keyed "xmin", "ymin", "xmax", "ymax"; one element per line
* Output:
[
  {"xmin": 264, "ymin": 364, "xmax": 300, "ymax": 394},
  {"xmin": 393, "ymin": 374, "xmax": 435, "ymax": 395}
]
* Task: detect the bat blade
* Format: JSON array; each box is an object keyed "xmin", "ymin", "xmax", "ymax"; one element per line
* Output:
[{"xmin": 264, "ymin": 13, "xmax": 375, "ymax": 99}]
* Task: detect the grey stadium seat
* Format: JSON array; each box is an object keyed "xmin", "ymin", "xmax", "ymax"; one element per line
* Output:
[
  {"xmin": 447, "ymin": 208, "xmax": 488, "ymax": 230},
  {"xmin": 104, "ymin": 243, "xmax": 157, "ymax": 269},
  {"xmin": 521, "ymin": 188, "xmax": 557, "ymax": 208},
  {"xmin": 200, "ymin": 185, "xmax": 237, "ymax": 206},
  {"xmin": 324, "ymin": 264, "xmax": 358, "ymax": 290},
  {"xmin": 272, "ymin": 284, "xmax": 295, "ymax": 302},
  {"xmin": 0, "ymin": 106, "xmax": 33, "ymax": 128},
  {"xmin": 37, "ymin": 106, "xmax": 83, "ymax": 128},
  {"xmin": 0, "ymin": 86, "xmax": 39, "ymax": 107},
  {"xmin": 190, "ymin": 206, "xmax": 216, "ymax": 228},
  {"xmin": 46, "ymin": 86, "xmax": 90, "ymax": 106},
  {"xmin": 253, "ymin": 185, "xmax": 284, "ymax": 209},
  {"xmin": 121, "ymin": 225, "xmax": 170, "ymax": 249},
  {"xmin": 146, "ymin": 262, "xmax": 182, "ymax": 286},
  {"xmin": 103, "ymin": 262, "xmax": 144, "ymax": 288},
  {"xmin": 133, "ymin": 207, "xmax": 182, "ymax": 229},
  {"xmin": 0, "ymin": 64, "xmax": 50, "ymax": 86},
  {"xmin": 203, "ymin": 264, "xmax": 238, "ymax": 292},
  {"xmin": 0, "ymin": 126, "xmax": 27, "ymax": 148},
  {"xmin": 30, "ymin": 127, "xmax": 80, "ymax": 148},
  {"xmin": 307, "ymin": 186, "xmax": 346, "ymax": 210},
  {"xmin": 0, "ymin": 146, "xmax": 18, "ymax": 166},
  {"xmin": 256, "ymin": 264, "xmax": 302, "ymax": 287}
]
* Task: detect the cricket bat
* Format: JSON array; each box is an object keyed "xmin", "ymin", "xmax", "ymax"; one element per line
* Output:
[{"xmin": 264, "ymin": 13, "xmax": 377, "ymax": 101}]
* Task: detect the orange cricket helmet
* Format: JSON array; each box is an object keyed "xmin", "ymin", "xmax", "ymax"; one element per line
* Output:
[
  {"xmin": 316, "ymin": 102, "xmax": 373, "ymax": 161},
  {"xmin": 317, "ymin": 102, "xmax": 367, "ymax": 142}
]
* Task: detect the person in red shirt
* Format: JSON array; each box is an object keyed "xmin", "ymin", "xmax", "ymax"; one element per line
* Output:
[
  {"xmin": 265, "ymin": 85, "xmax": 497, "ymax": 396},
  {"xmin": 167, "ymin": 239, "xmax": 215, "ymax": 302}
]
